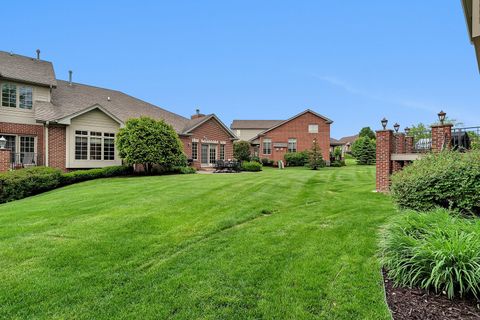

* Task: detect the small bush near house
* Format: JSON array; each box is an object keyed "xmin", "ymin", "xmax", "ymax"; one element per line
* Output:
[
  {"xmin": 261, "ymin": 158, "xmax": 274, "ymax": 166},
  {"xmin": 233, "ymin": 141, "xmax": 252, "ymax": 162},
  {"xmin": 250, "ymin": 155, "xmax": 260, "ymax": 163},
  {"xmin": 330, "ymin": 160, "xmax": 346, "ymax": 167},
  {"xmin": 351, "ymin": 136, "xmax": 376, "ymax": 165},
  {"xmin": 391, "ymin": 151, "xmax": 480, "ymax": 215},
  {"xmin": 61, "ymin": 165, "xmax": 132, "ymax": 185},
  {"xmin": 241, "ymin": 161, "xmax": 262, "ymax": 172},
  {"xmin": 284, "ymin": 151, "xmax": 309, "ymax": 167},
  {"xmin": 380, "ymin": 209, "xmax": 480, "ymax": 299},
  {"xmin": 171, "ymin": 166, "xmax": 196, "ymax": 174},
  {"xmin": 0, "ymin": 167, "xmax": 63, "ymax": 203}
]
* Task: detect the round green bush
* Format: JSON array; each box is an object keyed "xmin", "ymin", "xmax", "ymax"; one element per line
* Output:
[
  {"xmin": 380, "ymin": 209, "xmax": 480, "ymax": 299},
  {"xmin": 391, "ymin": 151, "xmax": 480, "ymax": 215},
  {"xmin": 284, "ymin": 151, "xmax": 309, "ymax": 166},
  {"xmin": 241, "ymin": 161, "xmax": 262, "ymax": 172}
]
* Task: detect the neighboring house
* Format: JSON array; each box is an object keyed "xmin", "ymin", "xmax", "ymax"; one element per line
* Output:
[
  {"xmin": 329, "ymin": 138, "xmax": 344, "ymax": 154},
  {"xmin": 339, "ymin": 134, "xmax": 359, "ymax": 153},
  {"xmin": 231, "ymin": 110, "xmax": 333, "ymax": 164},
  {"xmin": 462, "ymin": 0, "xmax": 480, "ymax": 71},
  {"xmin": 0, "ymin": 50, "xmax": 236, "ymax": 172}
]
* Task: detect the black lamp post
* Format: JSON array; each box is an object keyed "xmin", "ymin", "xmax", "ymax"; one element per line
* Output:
[
  {"xmin": 393, "ymin": 123, "xmax": 400, "ymax": 133},
  {"xmin": 381, "ymin": 118, "xmax": 388, "ymax": 130},
  {"xmin": 404, "ymin": 127, "xmax": 410, "ymax": 136},
  {"xmin": 438, "ymin": 110, "xmax": 446, "ymax": 125}
]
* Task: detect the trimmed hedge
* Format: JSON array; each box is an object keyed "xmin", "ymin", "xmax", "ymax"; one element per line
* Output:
[
  {"xmin": 330, "ymin": 160, "xmax": 346, "ymax": 167},
  {"xmin": 0, "ymin": 167, "xmax": 63, "ymax": 203},
  {"xmin": 380, "ymin": 209, "xmax": 480, "ymax": 299},
  {"xmin": 284, "ymin": 151, "xmax": 309, "ymax": 167},
  {"xmin": 261, "ymin": 158, "xmax": 274, "ymax": 166},
  {"xmin": 391, "ymin": 151, "xmax": 480, "ymax": 215},
  {"xmin": 61, "ymin": 166, "xmax": 132, "ymax": 185},
  {"xmin": 241, "ymin": 161, "xmax": 262, "ymax": 172}
]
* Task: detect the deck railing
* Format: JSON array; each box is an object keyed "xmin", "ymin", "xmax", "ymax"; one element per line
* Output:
[
  {"xmin": 452, "ymin": 126, "xmax": 480, "ymax": 151},
  {"xmin": 10, "ymin": 153, "xmax": 41, "ymax": 169}
]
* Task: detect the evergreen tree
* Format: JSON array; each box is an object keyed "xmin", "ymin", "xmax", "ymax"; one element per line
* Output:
[{"xmin": 308, "ymin": 139, "xmax": 326, "ymax": 170}]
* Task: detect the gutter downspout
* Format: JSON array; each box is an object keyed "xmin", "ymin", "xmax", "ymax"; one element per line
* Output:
[{"xmin": 45, "ymin": 121, "xmax": 49, "ymax": 167}]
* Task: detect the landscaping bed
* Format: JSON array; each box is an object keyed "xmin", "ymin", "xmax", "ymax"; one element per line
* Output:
[{"xmin": 383, "ymin": 270, "xmax": 480, "ymax": 320}]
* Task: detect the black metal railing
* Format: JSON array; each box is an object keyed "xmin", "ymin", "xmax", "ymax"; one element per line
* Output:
[
  {"xmin": 452, "ymin": 126, "xmax": 480, "ymax": 151},
  {"xmin": 412, "ymin": 130, "xmax": 432, "ymax": 153},
  {"xmin": 11, "ymin": 153, "xmax": 40, "ymax": 169}
]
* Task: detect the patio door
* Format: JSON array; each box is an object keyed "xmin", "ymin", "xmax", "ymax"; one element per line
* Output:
[
  {"xmin": 201, "ymin": 144, "xmax": 209, "ymax": 165},
  {"xmin": 200, "ymin": 143, "xmax": 218, "ymax": 166}
]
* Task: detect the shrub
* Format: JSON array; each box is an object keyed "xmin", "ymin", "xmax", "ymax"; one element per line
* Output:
[
  {"xmin": 241, "ymin": 161, "xmax": 262, "ymax": 172},
  {"xmin": 351, "ymin": 136, "xmax": 376, "ymax": 165},
  {"xmin": 250, "ymin": 155, "xmax": 260, "ymax": 163},
  {"xmin": 0, "ymin": 167, "xmax": 63, "ymax": 203},
  {"xmin": 61, "ymin": 165, "xmax": 132, "ymax": 185},
  {"xmin": 391, "ymin": 151, "xmax": 480, "ymax": 215},
  {"xmin": 171, "ymin": 166, "xmax": 196, "ymax": 174},
  {"xmin": 380, "ymin": 209, "xmax": 480, "ymax": 299},
  {"xmin": 330, "ymin": 160, "xmax": 346, "ymax": 167},
  {"xmin": 116, "ymin": 116, "xmax": 186, "ymax": 174},
  {"xmin": 261, "ymin": 158, "xmax": 274, "ymax": 166},
  {"xmin": 284, "ymin": 151, "xmax": 309, "ymax": 167},
  {"xmin": 233, "ymin": 141, "xmax": 251, "ymax": 162}
]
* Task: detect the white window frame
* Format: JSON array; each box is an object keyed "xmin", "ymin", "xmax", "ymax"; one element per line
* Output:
[
  {"xmin": 288, "ymin": 138, "xmax": 297, "ymax": 153},
  {"xmin": 219, "ymin": 144, "xmax": 225, "ymax": 160},
  {"xmin": 192, "ymin": 141, "xmax": 198, "ymax": 160},
  {"xmin": 74, "ymin": 130, "xmax": 115, "ymax": 161},
  {"xmin": 263, "ymin": 139, "xmax": 272, "ymax": 155},
  {"xmin": 1, "ymin": 82, "xmax": 33, "ymax": 109},
  {"xmin": 308, "ymin": 124, "xmax": 319, "ymax": 133}
]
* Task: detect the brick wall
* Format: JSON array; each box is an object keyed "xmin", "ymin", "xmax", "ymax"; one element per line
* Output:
[
  {"xmin": 376, "ymin": 130, "xmax": 393, "ymax": 193},
  {"xmin": 258, "ymin": 112, "xmax": 331, "ymax": 164},
  {"xmin": 180, "ymin": 117, "xmax": 235, "ymax": 170},
  {"xmin": 48, "ymin": 125, "xmax": 67, "ymax": 171},
  {"xmin": 431, "ymin": 124, "xmax": 453, "ymax": 152},
  {"xmin": 0, "ymin": 149, "xmax": 11, "ymax": 172},
  {"xmin": 405, "ymin": 136, "xmax": 414, "ymax": 153},
  {"xmin": 0, "ymin": 122, "xmax": 45, "ymax": 165}
]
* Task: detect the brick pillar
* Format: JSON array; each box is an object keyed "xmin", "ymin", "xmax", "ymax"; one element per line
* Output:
[
  {"xmin": 0, "ymin": 149, "xmax": 11, "ymax": 172},
  {"xmin": 392, "ymin": 133, "xmax": 406, "ymax": 173},
  {"xmin": 405, "ymin": 136, "xmax": 414, "ymax": 153},
  {"xmin": 431, "ymin": 124, "xmax": 453, "ymax": 152},
  {"xmin": 376, "ymin": 130, "xmax": 394, "ymax": 192}
]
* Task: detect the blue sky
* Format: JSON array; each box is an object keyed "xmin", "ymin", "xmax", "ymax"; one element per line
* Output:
[{"xmin": 4, "ymin": 1, "xmax": 479, "ymax": 138}]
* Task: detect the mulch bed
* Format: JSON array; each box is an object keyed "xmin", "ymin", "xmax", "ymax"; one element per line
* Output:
[{"xmin": 383, "ymin": 270, "xmax": 480, "ymax": 320}]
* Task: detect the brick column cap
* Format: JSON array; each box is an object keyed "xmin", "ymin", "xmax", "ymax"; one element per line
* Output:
[
  {"xmin": 376, "ymin": 129, "xmax": 394, "ymax": 133},
  {"xmin": 430, "ymin": 123, "xmax": 453, "ymax": 128}
]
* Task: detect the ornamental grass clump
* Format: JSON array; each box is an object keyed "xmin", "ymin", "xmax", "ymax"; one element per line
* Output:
[{"xmin": 380, "ymin": 209, "xmax": 480, "ymax": 299}]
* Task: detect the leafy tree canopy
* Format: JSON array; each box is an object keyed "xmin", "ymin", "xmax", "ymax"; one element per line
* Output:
[
  {"xmin": 233, "ymin": 141, "xmax": 251, "ymax": 162},
  {"xmin": 358, "ymin": 127, "xmax": 376, "ymax": 140}
]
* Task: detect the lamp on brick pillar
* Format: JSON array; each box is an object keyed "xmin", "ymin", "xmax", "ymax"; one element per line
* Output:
[
  {"xmin": 376, "ymin": 118, "xmax": 394, "ymax": 192},
  {"xmin": 0, "ymin": 136, "xmax": 6, "ymax": 149},
  {"xmin": 431, "ymin": 110, "xmax": 453, "ymax": 152},
  {"xmin": 0, "ymin": 136, "xmax": 11, "ymax": 172},
  {"xmin": 392, "ymin": 124, "xmax": 405, "ymax": 173}
]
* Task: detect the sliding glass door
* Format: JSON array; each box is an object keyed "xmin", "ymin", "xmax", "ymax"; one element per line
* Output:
[{"xmin": 200, "ymin": 143, "xmax": 218, "ymax": 166}]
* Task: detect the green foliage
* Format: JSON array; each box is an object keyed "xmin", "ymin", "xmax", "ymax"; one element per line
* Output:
[
  {"xmin": 250, "ymin": 155, "xmax": 260, "ymax": 163},
  {"xmin": 116, "ymin": 116, "xmax": 186, "ymax": 173},
  {"xmin": 333, "ymin": 146, "xmax": 342, "ymax": 160},
  {"xmin": 0, "ymin": 167, "xmax": 63, "ymax": 203},
  {"xmin": 61, "ymin": 166, "xmax": 132, "ymax": 185},
  {"xmin": 358, "ymin": 127, "xmax": 375, "ymax": 140},
  {"xmin": 241, "ymin": 161, "xmax": 262, "ymax": 172},
  {"xmin": 308, "ymin": 139, "xmax": 325, "ymax": 170},
  {"xmin": 233, "ymin": 141, "xmax": 251, "ymax": 162},
  {"xmin": 260, "ymin": 158, "xmax": 274, "ymax": 166},
  {"xmin": 170, "ymin": 166, "xmax": 196, "ymax": 174},
  {"xmin": 391, "ymin": 151, "xmax": 480, "ymax": 215},
  {"xmin": 351, "ymin": 137, "xmax": 376, "ymax": 165},
  {"xmin": 330, "ymin": 160, "xmax": 346, "ymax": 167},
  {"xmin": 380, "ymin": 209, "xmax": 480, "ymax": 299},
  {"xmin": 284, "ymin": 151, "xmax": 309, "ymax": 167}
]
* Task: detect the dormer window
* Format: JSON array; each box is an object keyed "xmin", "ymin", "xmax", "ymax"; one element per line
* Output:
[{"xmin": 1, "ymin": 83, "xmax": 33, "ymax": 109}]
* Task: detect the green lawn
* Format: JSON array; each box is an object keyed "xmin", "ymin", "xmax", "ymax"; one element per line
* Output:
[{"xmin": 0, "ymin": 165, "xmax": 396, "ymax": 319}]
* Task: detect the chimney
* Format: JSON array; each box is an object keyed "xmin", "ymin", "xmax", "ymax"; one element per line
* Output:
[
  {"xmin": 191, "ymin": 108, "xmax": 205, "ymax": 119},
  {"xmin": 36, "ymin": 49, "xmax": 40, "ymax": 60},
  {"xmin": 68, "ymin": 70, "xmax": 73, "ymax": 86}
]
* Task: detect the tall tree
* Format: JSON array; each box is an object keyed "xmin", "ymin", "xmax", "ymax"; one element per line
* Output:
[
  {"xmin": 233, "ymin": 141, "xmax": 252, "ymax": 162},
  {"xmin": 308, "ymin": 138, "xmax": 325, "ymax": 170},
  {"xmin": 358, "ymin": 127, "xmax": 376, "ymax": 140}
]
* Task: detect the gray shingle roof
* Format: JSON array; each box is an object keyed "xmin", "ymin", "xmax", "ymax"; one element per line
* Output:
[
  {"xmin": 0, "ymin": 51, "xmax": 56, "ymax": 87},
  {"xmin": 38, "ymin": 80, "xmax": 190, "ymax": 133},
  {"xmin": 339, "ymin": 134, "xmax": 359, "ymax": 144},
  {"xmin": 230, "ymin": 120, "xmax": 283, "ymax": 129},
  {"xmin": 330, "ymin": 138, "xmax": 344, "ymax": 146}
]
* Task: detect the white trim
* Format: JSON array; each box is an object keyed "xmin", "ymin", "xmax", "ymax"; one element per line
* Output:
[{"xmin": 56, "ymin": 104, "xmax": 124, "ymax": 126}]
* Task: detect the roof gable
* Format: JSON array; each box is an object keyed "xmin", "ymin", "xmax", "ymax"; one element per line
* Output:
[
  {"xmin": 183, "ymin": 115, "xmax": 238, "ymax": 139},
  {"xmin": 0, "ymin": 51, "xmax": 57, "ymax": 87},
  {"xmin": 249, "ymin": 109, "xmax": 333, "ymax": 141},
  {"xmin": 56, "ymin": 104, "xmax": 124, "ymax": 126}
]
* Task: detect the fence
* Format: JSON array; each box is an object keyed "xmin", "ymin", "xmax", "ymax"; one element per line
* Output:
[{"xmin": 10, "ymin": 152, "xmax": 41, "ymax": 169}]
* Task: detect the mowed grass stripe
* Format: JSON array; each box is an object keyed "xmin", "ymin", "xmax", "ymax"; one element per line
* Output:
[{"xmin": 0, "ymin": 165, "xmax": 396, "ymax": 319}]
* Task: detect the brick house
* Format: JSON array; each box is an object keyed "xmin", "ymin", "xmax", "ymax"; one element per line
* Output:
[
  {"xmin": 231, "ymin": 110, "xmax": 334, "ymax": 164},
  {"xmin": 0, "ymin": 50, "xmax": 236, "ymax": 172}
]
